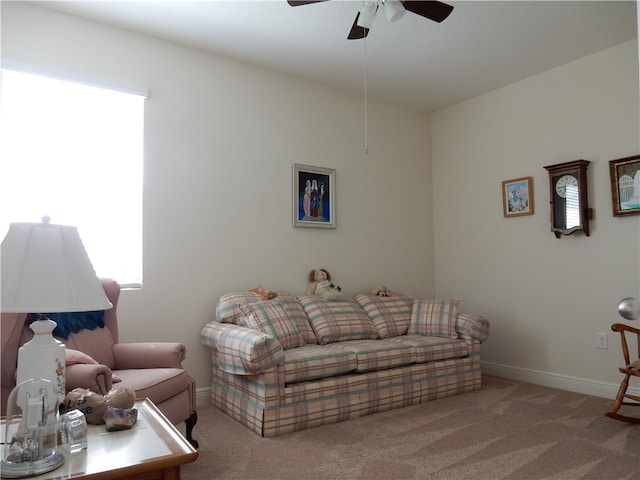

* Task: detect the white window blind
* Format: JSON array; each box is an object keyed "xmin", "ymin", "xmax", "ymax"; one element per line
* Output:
[{"xmin": 0, "ymin": 68, "xmax": 146, "ymax": 288}]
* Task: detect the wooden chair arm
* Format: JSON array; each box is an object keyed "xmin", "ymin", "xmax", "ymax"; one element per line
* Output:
[
  {"xmin": 611, "ymin": 323, "xmax": 640, "ymax": 366},
  {"xmin": 611, "ymin": 323, "xmax": 640, "ymax": 335}
]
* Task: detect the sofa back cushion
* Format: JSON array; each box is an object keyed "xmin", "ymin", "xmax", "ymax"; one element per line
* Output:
[
  {"xmin": 63, "ymin": 326, "xmax": 117, "ymax": 368},
  {"xmin": 354, "ymin": 294, "xmax": 417, "ymax": 338},
  {"xmin": 274, "ymin": 292, "xmax": 317, "ymax": 344},
  {"xmin": 407, "ymin": 299, "xmax": 459, "ymax": 339},
  {"xmin": 239, "ymin": 301, "xmax": 305, "ymax": 350},
  {"xmin": 216, "ymin": 292, "xmax": 263, "ymax": 323},
  {"xmin": 216, "ymin": 291, "xmax": 317, "ymax": 344},
  {"xmin": 298, "ymin": 296, "xmax": 378, "ymax": 345}
]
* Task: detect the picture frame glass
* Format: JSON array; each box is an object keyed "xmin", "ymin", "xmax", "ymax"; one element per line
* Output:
[
  {"xmin": 293, "ymin": 164, "xmax": 336, "ymax": 228},
  {"xmin": 610, "ymin": 155, "xmax": 640, "ymax": 217},
  {"xmin": 502, "ymin": 176, "xmax": 534, "ymax": 217}
]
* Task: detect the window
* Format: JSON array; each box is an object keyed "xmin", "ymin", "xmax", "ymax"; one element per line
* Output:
[{"xmin": 0, "ymin": 68, "xmax": 146, "ymax": 288}]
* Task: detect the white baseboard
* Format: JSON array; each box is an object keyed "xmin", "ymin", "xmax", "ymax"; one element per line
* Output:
[
  {"xmin": 481, "ymin": 361, "xmax": 640, "ymax": 399},
  {"xmin": 194, "ymin": 363, "xmax": 639, "ymax": 408},
  {"xmin": 195, "ymin": 387, "xmax": 210, "ymax": 407}
]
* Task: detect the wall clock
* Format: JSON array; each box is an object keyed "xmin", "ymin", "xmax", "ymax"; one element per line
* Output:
[{"xmin": 543, "ymin": 160, "xmax": 592, "ymax": 238}]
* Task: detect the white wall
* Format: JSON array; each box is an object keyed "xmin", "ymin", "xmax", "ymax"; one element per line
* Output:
[
  {"xmin": 432, "ymin": 40, "xmax": 640, "ymax": 396},
  {"xmin": 1, "ymin": 2, "xmax": 435, "ymax": 392},
  {"xmin": 4, "ymin": 2, "xmax": 638, "ymax": 401}
]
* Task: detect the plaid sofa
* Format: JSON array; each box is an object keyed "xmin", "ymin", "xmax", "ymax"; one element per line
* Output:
[{"xmin": 201, "ymin": 291, "xmax": 490, "ymax": 437}]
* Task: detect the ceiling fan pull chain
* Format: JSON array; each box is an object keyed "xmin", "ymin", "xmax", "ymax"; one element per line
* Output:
[{"xmin": 363, "ymin": 34, "xmax": 368, "ymax": 155}]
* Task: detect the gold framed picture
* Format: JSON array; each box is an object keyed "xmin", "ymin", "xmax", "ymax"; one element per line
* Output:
[
  {"xmin": 609, "ymin": 154, "xmax": 640, "ymax": 217},
  {"xmin": 502, "ymin": 176, "xmax": 534, "ymax": 218}
]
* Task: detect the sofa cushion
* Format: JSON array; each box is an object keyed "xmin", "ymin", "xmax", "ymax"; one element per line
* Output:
[
  {"xmin": 239, "ymin": 301, "xmax": 305, "ymax": 350},
  {"xmin": 384, "ymin": 335, "xmax": 469, "ymax": 362},
  {"xmin": 407, "ymin": 299, "xmax": 459, "ymax": 339},
  {"xmin": 298, "ymin": 296, "xmax": 378, "ymax": 345},
  {"xmin": 354, "ymin": 294, "xmax": 416, "ymax": 338},
  {"xmin": 327, "ymin": 340, "xmax": 415, "ymax": 372},
  {"xmin": 63, "ymin": 327, "xmax": 116, "ymax": 369},
  {"xmin": 216, "ymin": 292, "xmax": 262, "ymax": 323},
  {"xmin": 216, "ymin": 292, "xmax": 318, "ymax": 344},
  {"xmin": 283, "ymin": 345, "xmax": 357, "ymax": 383},
  {"xmin": 65, "ymin": 349, "xmax": 123, "ymax": 383},
  {"xmin": 275, "ymin": 292, "xmax": 317, "ymax": 344},
  {"xmin": 65, "ymin": 348, "xmax": 98, "ymax": 366},
  {"xmin": 113, "ymin": 368, "xmax": 188, "ymax": 405}
]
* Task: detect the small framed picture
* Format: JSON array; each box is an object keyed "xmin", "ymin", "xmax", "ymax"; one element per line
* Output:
[
  {"xmin": 502, "ymin": 176, "xmax": 534, "ymax": 217},
  {"xmin": 609, "ymin": 154, "xmax": 640, "ymax": 217},
  {"xmin": 292, "ymin": 164, "xmax": 336, "ymax": 228}
]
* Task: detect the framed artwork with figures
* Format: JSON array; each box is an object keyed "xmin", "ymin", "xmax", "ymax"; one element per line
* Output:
[
  {"xmin": 502, "ymin": 176, "xmax": 534, "ymax": 218},
  {"xmin": 292, "ymin": 164, "xmax": 336, "ymax": 228},
  {"xmin": 610, "ymin": 154, "xmax": 640, "ymax": 217}
]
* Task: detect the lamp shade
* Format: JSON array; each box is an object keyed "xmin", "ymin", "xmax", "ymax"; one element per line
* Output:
[{"xmin": 1, "ymin": 218, "xmax": 112, "ymax": 313}]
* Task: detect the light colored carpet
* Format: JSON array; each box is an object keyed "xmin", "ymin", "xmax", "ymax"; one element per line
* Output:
[{"xmin": 182, "ymin": 376, "xmax": 640, "ymax": 479}]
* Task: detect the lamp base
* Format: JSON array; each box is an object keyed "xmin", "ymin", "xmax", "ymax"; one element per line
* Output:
[
  {"xmin": 0, "ymin": 451, "xmax": 64, "ymax": 479},
  {"xmin": 16, "ymin": 318, "xmax": 66, "ymax": 404}
]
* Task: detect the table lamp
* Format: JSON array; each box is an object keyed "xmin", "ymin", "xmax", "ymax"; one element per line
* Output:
[{"xmin": 1, "ymin": 217, "xmax": 112, "ymax": 477}]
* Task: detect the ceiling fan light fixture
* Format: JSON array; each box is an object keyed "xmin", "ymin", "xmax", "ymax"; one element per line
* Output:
[
  {"xmin": 357, "ymin": 1, "xmax": 378, "ymax": 29},
  {"xmin": 384, "ymin": 0, "xmax": 405, "ymax": 22}
]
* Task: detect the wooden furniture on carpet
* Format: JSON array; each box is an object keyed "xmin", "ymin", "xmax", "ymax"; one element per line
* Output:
[
  {"xmin": 605, "ymin": 323, "xmax": 640, "ymax": 423},
  {"xmin": 1, "ymin": 398, "xmax": 198, "ymax": 480}
]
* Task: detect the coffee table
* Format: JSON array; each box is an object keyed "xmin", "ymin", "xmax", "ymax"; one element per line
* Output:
[{"xmin": 3, "ymin": 398, "xmax": 198, "ymax": 480}]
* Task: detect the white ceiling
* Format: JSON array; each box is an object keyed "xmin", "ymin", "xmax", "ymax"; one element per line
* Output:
[{"xmin": 39, "ymin": 1, "xmax": 638, "ymax": 112}]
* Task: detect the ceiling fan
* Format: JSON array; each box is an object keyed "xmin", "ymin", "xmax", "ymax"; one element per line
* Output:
[{"xmin": 287, "ymin": 1, "xmax": 454, "ymax": 39}]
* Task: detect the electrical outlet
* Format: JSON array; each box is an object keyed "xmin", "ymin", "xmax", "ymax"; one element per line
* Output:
[{"xmin": 596, "ymin": 332, "xmax": 608, "ymax": 350}]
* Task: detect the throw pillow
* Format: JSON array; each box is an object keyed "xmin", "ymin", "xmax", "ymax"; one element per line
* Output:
[
  {"xmin": 407, "ymin": 299, "xmax": 459, "ymax": 339},
  {"xmin": 216, "ymin": 292, "xmax": 262, "ymax": 323},
  {"xmin": 65, "ymin": 349, "xmax": 98, "ymax": 365},
  {"xmin": 65, "ymin": 349, "xmax": 121, "ymax": 383},
  {"xmin": 239, "ymin": 301, "xmax": 305, "ymax": 350},
  {"xmin": 298, "ymin": 296, "xmax": 378, "ymax": 345},
  {"xmin": 354, "ymin": 294, "xmax": 416, "ymax": 338},
  {"xmin": 275, "ymin": 292, "xmax": 317, "ymax": 344}
]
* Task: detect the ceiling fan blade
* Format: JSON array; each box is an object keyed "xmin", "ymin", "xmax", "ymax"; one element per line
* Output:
[
  {"xmin": 347, "ymin": 13, "xmax": 370, "ymax": 40},
  {"xmin": 287, "ymin": 1, "xmax": 329, "ymax": 6},
  {"xmin": 402, "ymin": 1, "xmax": 454, "ymax": 23}
]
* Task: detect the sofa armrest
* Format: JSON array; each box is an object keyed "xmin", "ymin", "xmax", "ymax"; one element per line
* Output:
[
  {"xmin": 112, "ymin": 343, "xmax": 186, "ymax": 369},
  {"xmin": 201, "ymin": 321, "xmax": 284, "ymax": 375},
  {"xmin": 456, "ymin": 313, "xmax": 490, "ymax": 343},
  {"xmin": 65, "ymin": 363, "xmax": 112, "ymax": 395}
]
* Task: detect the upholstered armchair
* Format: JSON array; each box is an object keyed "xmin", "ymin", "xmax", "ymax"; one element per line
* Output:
[{"xmin": 1, "ymin": 278, "xmax": 198, "ymax": 447}]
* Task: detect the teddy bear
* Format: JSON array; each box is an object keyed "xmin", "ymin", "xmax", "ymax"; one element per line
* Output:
[
  {"xmin": 60, "ymin": 385, "xmax": 136, "ymax": 425},
  {"xmin": 250, "ymin": 285, "xmax": 278, "ymax": 300},
  {"xmin": 371, "ymin": 285, "xmax": 392, "ymax": 297},
  {"xmin": 305, "ymin": 268, "xmax": 343, "ymax": 300}
]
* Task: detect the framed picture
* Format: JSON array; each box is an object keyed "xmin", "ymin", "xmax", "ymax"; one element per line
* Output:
[
  {"xmin": 292, "ymin": 164, "xmax": 336, "ymax": 228},
  {"xmin": 502, "ymin": 176, "xmax": 534, "ymax": 217},
  {"xmin": 609, "ymin": 154, "xmax": 640, "ymax": 217}
]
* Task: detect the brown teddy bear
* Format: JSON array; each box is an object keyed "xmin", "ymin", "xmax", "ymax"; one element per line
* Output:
[
  {"xmin": 60, "ymin": 385, "xmax": 135, "ymax": 425},
  {"xmin": 250, "ymin": 285, "xmax": 278, "ymax": 300}
]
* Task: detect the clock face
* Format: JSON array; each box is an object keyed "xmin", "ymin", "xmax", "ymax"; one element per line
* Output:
[{"xmin": 554, "ymin": 174, "xmax": 578, "ymax": 198}]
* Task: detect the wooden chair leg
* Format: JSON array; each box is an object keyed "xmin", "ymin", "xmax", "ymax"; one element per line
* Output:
[
  {"xmin": 185, "ymin": 411, "xmax": 198, "ymax": 449},
  {"xmin": 611, "ymin": 374, "xmax": 629, "ymax": 413},
  {"xmin": 605, "ymin": 373, "xmax": 640, "ymax": 423}
]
